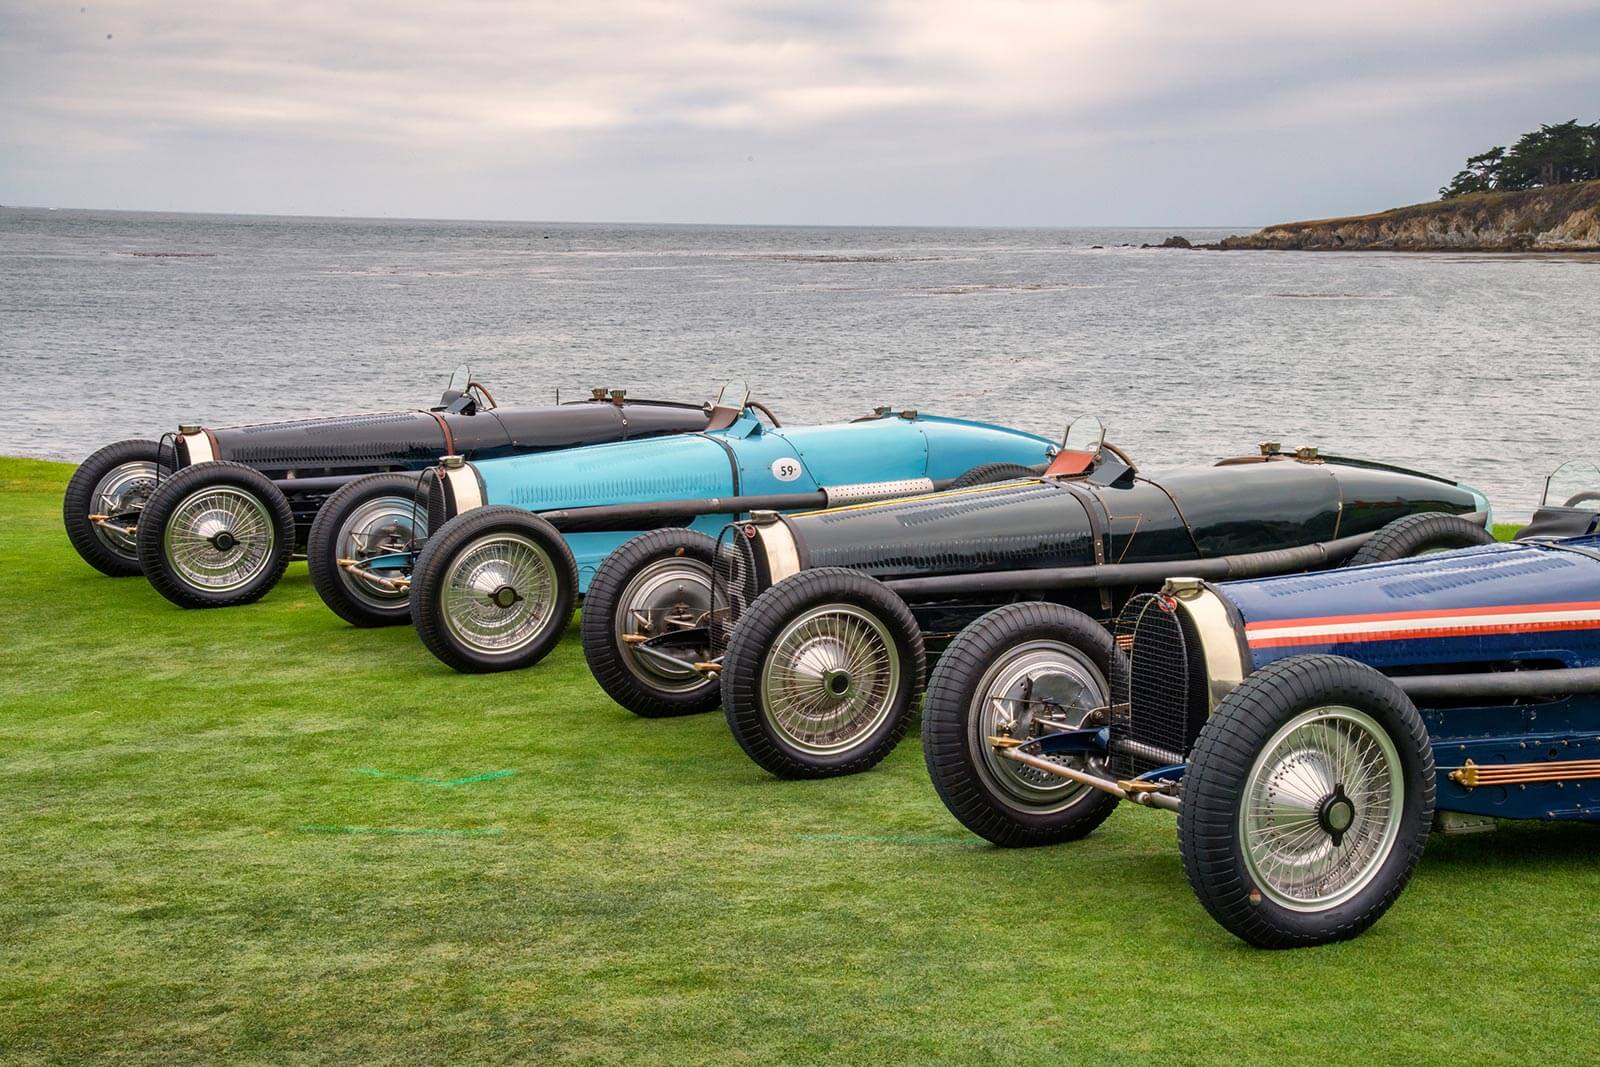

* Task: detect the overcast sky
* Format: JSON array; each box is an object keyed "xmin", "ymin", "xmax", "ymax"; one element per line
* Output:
[{"xmin": 3, "ymin": 1, "xmax": 1598, "ymax": 226}]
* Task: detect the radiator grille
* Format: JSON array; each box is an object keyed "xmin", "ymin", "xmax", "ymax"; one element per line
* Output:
[
  {"xmin": 711, "ymin": 526, "xmax": 761, "ymax": 653},
  {"xmin": 423, "ymin": 468, "xmax": 448, "ymax": 541},
  {"xmin": 1112, "ymin": 593, "xmax": 1210, "ymax": 776}
]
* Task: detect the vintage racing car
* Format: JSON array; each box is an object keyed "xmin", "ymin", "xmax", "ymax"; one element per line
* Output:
[
  {"xmin": 352, "ymin": 384, "xmax": 1060, "ymax": 673},
  {"xmin": 921, "ymin": 461, "xmax": 1600, "ymax": 947},
  {"xmin": 644, "ymin": 418, "xmax": 1493, "ymax": 779},
  {"xmin": 62, "ymin": 367, "xmax": 710, "ymax": 607}
]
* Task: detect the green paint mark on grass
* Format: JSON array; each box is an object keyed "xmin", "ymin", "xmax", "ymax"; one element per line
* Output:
[
  {"xmin": 356, "ymin": 768, "xmax": 517, "ymax": 788},
  {"xmin": 796, "ymin": 832, "xmax": 978, "ymax": 847},
  {"xmin": 298, "ymin": 824, "xmax": 503, "ymax": 838}
]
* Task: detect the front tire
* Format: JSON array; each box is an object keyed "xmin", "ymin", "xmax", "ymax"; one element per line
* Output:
[
  {"xmin": 307, "ymin": 472, "xmax": 430, "ymax": 628},
  {"xmin": 581, "ymin": 529, "xmax": 722, "ymax": 718},
  {"xmin": 1345, "ymin": 512, "xmax": 1495, "ymax": 567},
  {"xmin": 923, "ymin": 603, "xmax": 1121, "ymax": 847},
  {"xmin": 410, "ymin": 506, "xmax": 578, "ymax": 673},
  {"xmin": 1179, "ymin": 655, "xmax": 1434, "ymax": 948},
  {"xmin": 720, "ymin": 568, "xmax": 924, "ymax": 779},
  {"xmin": 136, "ymin": 462, "xmax": 296, "ymax": 608},
  {"xmin": 63, "ymin": 438, "xmax": 172, "ymax": 577}
]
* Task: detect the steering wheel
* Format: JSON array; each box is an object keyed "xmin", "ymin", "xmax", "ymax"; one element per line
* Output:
[
  {"xmin": 748, "ymin": 400, "xmax": 781, "ymax": 427},
  {"xmin": 1563, "ymin": 490, "xmax": 1600, "ymax": 508}
]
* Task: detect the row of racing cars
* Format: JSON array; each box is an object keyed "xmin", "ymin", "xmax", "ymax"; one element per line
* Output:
[{"xmin": 66, "ymin": 367, "xmax": 1600, "ymax": 948}]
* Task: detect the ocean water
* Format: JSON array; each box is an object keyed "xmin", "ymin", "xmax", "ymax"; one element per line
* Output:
[{"xmin": 2, "ymin": 207, "xmax": 1596, "ymax": 520}]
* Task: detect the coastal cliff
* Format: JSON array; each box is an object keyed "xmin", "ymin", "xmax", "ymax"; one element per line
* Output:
[{"xmin": 1217, "ymin": 179, "xmax": 1600, "ymax": 251}]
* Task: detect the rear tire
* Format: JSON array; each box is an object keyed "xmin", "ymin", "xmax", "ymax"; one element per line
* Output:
[
  {"xmin": 945, "ymin": 462, "xmax": 1039, "ymax": 490},
  {"xmin": 63, "ymin": 438, "xmax": 172, "ymax": 577},
  {"xmin": 136, "ymin": 462, "xmax": 295, "ymax": 608},
  {"xmin": 411, "ymin": 506, "xmax": 578, "ymax": 673},
  {"xmin": 1179, "ymin": 655, "xmax": 1433, "ymax": 948},
  {"xmin": 923, "ymin": 603, "xmax": 1121, "ymax": 847},
  {"xmin": 1345, "ymin": 512, "xmax": 1495, "ymax": 567},
  {"xmin": 721, "ymin": 568, "xmax": 924, "ymax": 779},
  {"xmin": 308, "ymin": 472, "xmax": 430, "ymax": 628},
  {"xmin": 581, "ymin": 529, "xmax": 722, "ymax": 718}
]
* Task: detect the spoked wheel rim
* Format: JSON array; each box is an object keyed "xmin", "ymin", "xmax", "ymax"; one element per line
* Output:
[
  {"xmin": 614, "ymin": 558, "xmax": 718, "ymax": 691},
  {"xmin": 91, "ymin": 459, "xmax": 160, "ymax": 555},
  {"xmin": 1240, "ymin": 705, "xmax": 1404, "ymax": 912},
  {"xmin": 162, "ymin": 486, "xmax": 276, "ymax": 592},
  {"xmin": 758, "ymin": 603, "xmax": 901, "ymax": 755},
  {"xmin": 440, "ymin": 532, "xmax": 559, "ymax": 657},
  {"xmin": 337, "ymin": 495, "xmax": 426, "ymax": 609},
  {"xmin": 969, "ymin": 639, "xmax": 1108, "ymax": 812}
]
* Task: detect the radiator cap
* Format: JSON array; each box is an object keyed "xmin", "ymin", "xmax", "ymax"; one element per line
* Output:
[
  {"xmin": 178, "ymin": 423, "xmax": 202, "ymax": 436},
  {"xmin": 750, "ymin": 510, "xmax": 781, "ymax": 526},
  {"xmin": 1164, "ymin": 576, "xmax": 1204, "ymax": 599},
  {"xmin": 441, "ymin": 454, "xmax": 466, "ymax": 470}
]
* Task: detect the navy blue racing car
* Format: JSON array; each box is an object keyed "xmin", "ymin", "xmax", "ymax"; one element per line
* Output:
[{"xmin": 921, "ymin": 461, "xmax": 1600, "ymax": 946}]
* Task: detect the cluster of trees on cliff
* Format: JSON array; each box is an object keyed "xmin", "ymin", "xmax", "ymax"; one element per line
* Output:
[{"xmin": 1440, "ymin": 120, "xmax": 1600, "ymax": 199}]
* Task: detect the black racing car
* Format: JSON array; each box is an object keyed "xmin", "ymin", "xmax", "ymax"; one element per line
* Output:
[
  {"xmin": 580, "ymin": 417, "xmax": 1495, "ymax": 780},
  {"xmin": 63, "ymin": 367, "xmax": 709, "ymax": 609}
]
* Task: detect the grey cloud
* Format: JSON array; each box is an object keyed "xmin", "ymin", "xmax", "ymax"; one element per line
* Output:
[{"xmin": 2, "ymin": 0, "xmax": 1597, "ymax": 223}]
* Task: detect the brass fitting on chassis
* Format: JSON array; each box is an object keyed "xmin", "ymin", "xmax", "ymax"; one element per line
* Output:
[
  {"xmin": 988, "ymin": 737, "xmax": 1182, "ymax": 811},
  {"xmin": 336, "ymin": 559, "xmax": 411, "ymax": 592}
]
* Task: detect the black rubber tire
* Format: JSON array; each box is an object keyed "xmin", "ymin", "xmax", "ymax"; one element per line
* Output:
[
  {"xmin": 1179, "ymin": 654, "xmax": 1434, "ymax": 948},
  {"xmin": 721, "ymin": 568, "xmax": 925, "ymax": 779},
  {"xmin": 136, "ymin": 461, "xmax": 296, "ymax": 608},
  {"xmin": 581, "ymin": 528, "xmax": 722, "ymax": 718},
  {"xmin": 410, "ymin": 506, "xmax": 578, "ymax": 674},
  {"xmin": 307, "ymin": 472, "xmax": 429, "ymax": 628},
  {"xmin": 63, "ymin": 438, "xmax": 172, "ymax": 577},
  {"xmin": 923, "ymin": 602, "xmax": 1121, "ymax": 847},
  {"xmin": 944, "ymin": 462, "xmax": 1039, "ymax": 491},
  {"xmin": 1344, "ymin": 512, "xmax": 1495, "ymax": 567}
]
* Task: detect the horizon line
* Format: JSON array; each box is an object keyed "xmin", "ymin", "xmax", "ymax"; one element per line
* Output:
[{"xmin": 0, "ymin": 202, "xmax": 1258, "ymax": 232}]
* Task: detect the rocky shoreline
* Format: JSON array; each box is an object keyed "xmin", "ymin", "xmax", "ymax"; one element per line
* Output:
[{"xmin": 1199, "ymin": 179, "xmax": 1600, "ymax": 252}]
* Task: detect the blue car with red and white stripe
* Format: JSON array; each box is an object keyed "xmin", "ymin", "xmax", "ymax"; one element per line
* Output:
[{"xmin": 919, "ymin": 472, "xmax": 1600, "ymax": 947}]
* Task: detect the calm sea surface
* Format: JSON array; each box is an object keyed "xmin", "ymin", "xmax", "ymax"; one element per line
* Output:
[{"xmin": 2, "ymin": 208, "xmax": 1595, "ymax": 520}]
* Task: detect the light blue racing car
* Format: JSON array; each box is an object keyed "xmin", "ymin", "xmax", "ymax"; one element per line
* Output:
[{"xmin": 312, "ymin": 383, "xmax": 1058, "ymax": 683}]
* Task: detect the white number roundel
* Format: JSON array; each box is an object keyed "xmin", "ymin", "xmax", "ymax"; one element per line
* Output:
[{"xmin": 770, "ymin": 457, "xmax": 803, "ymax": 482}]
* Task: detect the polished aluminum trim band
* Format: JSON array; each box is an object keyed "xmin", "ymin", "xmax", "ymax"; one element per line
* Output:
[
  {"xmin": 443, "ymin": 462, "xmax": 484, "ymax": 514},
  {"xmin": 180, "ymin": 430, "xmax": 216, "ymax": 465},
  {"xmin": 1165, "ymin": 579, "xmax": 1248, "ymax": 712},
  {"xmin": 754, "ymin": 520, "xmax": 801, "ymax": 584}
]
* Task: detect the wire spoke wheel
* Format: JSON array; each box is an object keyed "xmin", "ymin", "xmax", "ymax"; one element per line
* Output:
[
  {"xmin": 759, "ymin": 603, "xmax": 901, "ymax": 755},
  {"xmin": 336, "ymin": 494, "xmax": 426, "ymax": 608},
  {"xmin": 1240, "ymin": 705, "xmax": 1404, "ymax": 912},
  {"xmin": 90, "ymin": 459, "xmax": 160, "ymax": 554},
  {"xmin": 162, "ymin": 486, "xmax": 276, "ymax": 592},
  {"xmin": 970, "ymin": 639, "xmax": 1107, "ymax": 812},
  {"xmin": 440, "ymin": 533, "xmax": 558, "ymax": 656},
  {"xmin": 614, "ymin": 558, "xmax": 716, "ymax": 691}
]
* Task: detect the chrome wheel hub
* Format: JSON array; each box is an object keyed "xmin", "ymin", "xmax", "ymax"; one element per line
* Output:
[
  {"xmin": 163, "ymin": 487, "xmax": 275, "ymax": 592},
  {"xmin": 971, "ymin": 640, "xmax": 1107, "ymax": 810},
  {"xmin": 91, "ymin": 460, "xmax": 160, "ymax": 553},
  {"xmin": 439, "ymin": 533, "xmax": 557, "ymax": 656},
  {"xmin": 1240, "ymin": 706, "xmax": 1403, "ymax": 911},
  {"xmin": 758, "ymin": 604, "xmax": 900, "ymax": 755},
  {"xmin": 337, "ymin": 494, "xmax": 426, "ymax": 607},
  {"xmin": 615, "ymin": 558, "xmax": 716, "ymax": 689}
]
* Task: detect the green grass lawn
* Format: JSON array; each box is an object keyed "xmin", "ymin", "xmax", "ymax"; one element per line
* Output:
[{"xmin": 1, "ymin": 456, "xmax": 1593, "ymax": 1063}]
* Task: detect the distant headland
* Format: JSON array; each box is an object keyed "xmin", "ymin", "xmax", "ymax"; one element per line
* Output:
[
  {"xmin": 1211, "ymin": 180, "xmax": 1600, "ymax": 252},
  {"xmin": 1211, "ymin": 120, "xmax": 1600, "ymax": 252}
]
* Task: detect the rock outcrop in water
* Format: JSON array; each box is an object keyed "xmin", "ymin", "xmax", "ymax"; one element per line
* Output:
[{"xmin": 1215, "ymin": 179, "xmax": 1600, "ymax": 251}]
